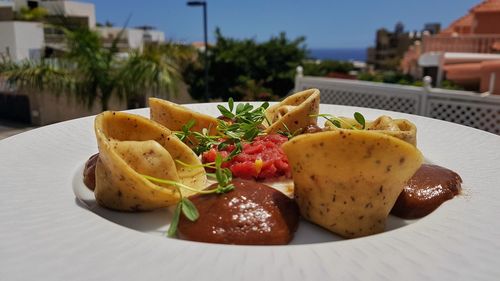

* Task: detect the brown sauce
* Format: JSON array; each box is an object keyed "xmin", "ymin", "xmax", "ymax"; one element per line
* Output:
[
  {"xmin": 83, "ymin": 153, "xmax": 99, "ymax": 191},
  {"xmin": 178, "ymin": 179, "xmax": 300, "ymax": 245},
  {"xmin": 391, "ymin": 164, "xmax": 462, "ymax": 219}
]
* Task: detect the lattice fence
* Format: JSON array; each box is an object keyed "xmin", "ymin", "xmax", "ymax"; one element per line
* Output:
[
  {"xmin": 295, "ymin": 76, "xmax": 500, "ymax": 135},
  {"xmin": 310, "ymin": 87, "xmax": 420, "ymax": 114},
  {"xmin": 426, "ymin": 97, "xmax": 500, "ymax": 135}
]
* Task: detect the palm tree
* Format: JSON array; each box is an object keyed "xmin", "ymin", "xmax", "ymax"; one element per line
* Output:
[{"xmin": 0, "ymin": 26, "xmax": 195, "ymax": 111}]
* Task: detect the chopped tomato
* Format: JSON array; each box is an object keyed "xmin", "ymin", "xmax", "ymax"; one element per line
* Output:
[{"xmin": 202, "ymin": 134, "xmax": 290, "ymax": 180}]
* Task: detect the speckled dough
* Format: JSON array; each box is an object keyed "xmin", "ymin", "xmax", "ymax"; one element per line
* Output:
[
  {"xmin": 94, "ymin": 111, "xmax": 207, "ymax": 211},
  {"xmin": 282, "ymin": 129, "xmax": 423, "ymax": 238},
  {"xmin": 325, "ymin": 115, "xmax": 418, "ymax": 146},
  {"xmin": 149, "ymin": 98, "xmax": 219, "ymax": 146},
  {"xmin": 264, "ymin": 88, "xmax": 320, "ymax": 134}
]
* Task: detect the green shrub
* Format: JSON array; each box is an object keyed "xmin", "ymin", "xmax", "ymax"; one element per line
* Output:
[{"xmin": 184, "ymin": 28, "xmax": 307, "ymax": 101}]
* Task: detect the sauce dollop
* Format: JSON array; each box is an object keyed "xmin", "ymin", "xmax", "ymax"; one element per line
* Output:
[
  {"xmin": 178, "ymin": 179, "xmax": 299, "ymax": 245},
  {"xmin": 391, "ymin": 164, "xmax": 462, "ymax": 219},
  {"xmin": 83, "ymin": 153, "xmax": 99, "ymax": 191}
]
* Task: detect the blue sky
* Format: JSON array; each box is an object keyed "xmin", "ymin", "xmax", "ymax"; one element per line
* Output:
[{"xmin": 82, "ymin": 0, "xmax": 480, "ymax": 48}]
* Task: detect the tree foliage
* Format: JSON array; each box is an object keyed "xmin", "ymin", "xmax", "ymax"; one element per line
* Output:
[
  {"xmin": 16, "ymin": 6, "xmax": 48, "ymax": 21},
  {"xmin": 0, "ymin": 27, "xmax": 192, "ymax": 110},
  {"xmin": 302, "ymin": 60, "xmax": 355, "ymax": 77},
  {"xmin": 184, "ymin": 28, "xmax": 307, "ymax": 101},
  {"xmin": 358, "ymin": 71, "xmax": 414, "ymax": 84}
]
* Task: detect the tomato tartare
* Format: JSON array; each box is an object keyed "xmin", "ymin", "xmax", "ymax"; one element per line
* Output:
[{"xmin": 202, "ymin": 134, "xmax": 291, "ymax": 180}]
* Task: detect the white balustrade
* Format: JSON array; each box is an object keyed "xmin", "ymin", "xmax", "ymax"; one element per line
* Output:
[{"xmin": 295, "ymin": 74, "xmax": 500, "ymax": 135}]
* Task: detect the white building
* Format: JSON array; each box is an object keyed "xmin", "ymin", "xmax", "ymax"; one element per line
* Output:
[
  {"xmin": 0, "ymin": 0, "xmax": 44, "ymax": 60},
  {"xmin": 0, "ymin": 20, "xmax": 44, "ymax": 61},
  {"xmin": 0, "ymin": 0, "xmax": 165, "ymax": 61},
  {"xmin": 97, "ymin": 26, "xmax": 165, "ymax": 52}
]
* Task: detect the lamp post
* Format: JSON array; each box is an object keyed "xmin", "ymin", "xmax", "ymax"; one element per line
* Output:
[{"xmin": 187, "ymin": 1, "xmax": 209, "ymax": 101}]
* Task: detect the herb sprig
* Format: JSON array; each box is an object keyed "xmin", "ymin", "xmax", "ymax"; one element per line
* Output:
[
  {"xmin": 142, "ymin": 153, "xmax": 235, "ymax": 237},
  {"xmin": 277, "ymin": 122, "xmax": 302, "ymax": 140},
  {"xmin": 175, "ymin": 98, "xmax": 269, "ymax": 158},
  {"xmin": 159, "ymin": 99, "xmax": 273, "ymax": 236},
  {"xmin": 312, "ymin": 112, "xmax": 366, "ymax": 130},
  {"xmin": 174, "ymin": 119, "xmax": 196, "ymax": 142},
  {"xmin": 216, "ymin": 98, "xmax": 270, "ymax": 141}
]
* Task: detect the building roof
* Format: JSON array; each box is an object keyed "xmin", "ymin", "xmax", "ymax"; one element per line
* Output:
[
  {"xmin": 440, "ymin": 0, "xmax": 500, "ymax": 35},
  {"xmin": 472, "ymin": 0, "xmax": 500, "ymax": 12},
  {"xmin": 192, "ymin": 41, "xmax": 206, "ymax": 48},
  {"xmin": 440, "ymin": 13, "xmax": 474, "ymax": 35}
]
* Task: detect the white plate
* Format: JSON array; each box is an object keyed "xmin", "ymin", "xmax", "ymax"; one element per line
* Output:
[{"xmin": 1, "ymin": 103, "xmax": 499, "ymax": 281}]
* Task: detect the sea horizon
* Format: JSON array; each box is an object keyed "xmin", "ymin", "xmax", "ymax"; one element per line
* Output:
[{"xmin": 308, "ymin": 48, "xmax": 367, "ymax": 62}]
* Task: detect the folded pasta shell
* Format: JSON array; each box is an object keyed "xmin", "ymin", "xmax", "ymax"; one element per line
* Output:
[
  {"xmin": 94, "ymin": 111, "xmax": 207, "ymax": 211},
  {"xmin": 264, "ymin": 88, "xmax": 320, "ymax": 134},
  {"xmin": 149, "ymin": 98, "xmax": 218, "ymax": 146},
  {"xmin": 282, "ymin": 130, "xmax": 423, "ymax": 238},
  {"xmin": 326, "ymin": 115, "xmax": 417, "ymax": 146},
  {"xmin": 367, "ymin": 116, "xmax": 417, "ymax": 146}
]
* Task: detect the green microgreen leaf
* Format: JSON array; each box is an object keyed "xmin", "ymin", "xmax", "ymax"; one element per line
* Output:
[
  {"xmin": 185, "ymin": 119, "xmax": 196, "ymax": 130},
  {"xmin": 215, "ymin": 152, "xmax": 223, "ymax": 167},
  {"xmin": 311, "ymin": 113, "xmax": 365, "ymax": 130},
  {"xmin": 217, "ymin": 142, "xmax": 228, "ymax": 150},
  {"xmin": 330, "ymin": 119, "xmax": 342, "ymax": 128},
  {"xmin": 216, "ymin": 182, "xmax": 235, "ymax": 194},
  {"xmin": 354, "ymin": 112, "xmax": 366, "ymax": 129},
  {"xmin": 225, "ymin": 141, "xmax": 242, "ymax": 161},
  {"xmin": 167, "ymin": 202, "xmax": 181, "ymax": 237},
  {"xmin": 228, "ymin": 97, "xmax": 234, "ymax": 112},
  {"xmin": 175, "ymin": 159, "xmax": 215, "ymax": 170},
  {"xmin": 236, "ymin": 103, "xmax": 245, "ymax": 114},
  {"xmin": 181, "ymin": 197, "xmax": 199, "ymax": 221},
  {"xmin": 217, "ymin": 105, "xmax": 234, "ymax": 119},
  {"xmin": 277, "ymin": 122, "xmax": 302, "ymax": 140},
  {"xmin": 174, "ymin": 119, "xmax": 196, "ymax": 142}
]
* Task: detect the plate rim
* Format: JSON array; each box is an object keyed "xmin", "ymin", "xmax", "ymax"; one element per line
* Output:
[{"xmin": 1, "ymin": 102, "xmax": 499, "ymax": 281}]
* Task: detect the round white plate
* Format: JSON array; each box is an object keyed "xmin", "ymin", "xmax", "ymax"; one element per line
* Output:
[{"xmin": 1, "ymin": 103, "xmax": 499, "ymax": 281}]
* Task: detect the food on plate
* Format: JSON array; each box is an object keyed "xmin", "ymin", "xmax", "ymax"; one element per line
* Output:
[
  {"xmin": 177, "ymin": 179, "xmax": 299, "ymax": 245},
  {"xmin": 81, "ymin": 88, "xmax": 465, "ymax": 244},
  {"xmin": 282, "ymin": 129, "xmax": 423, "ymax": 238},
  {"xmin": 391, "ymin": 164, "xmax": 462, "ymax": 219},
  {"xmin": 202, "ymin": 134, "xmax": 291, "ymax": 180},
  {"xmin": 325, "ymin": 115, "xmax": 417, "ymax": 146},
  {"xmin": 366, "ymin": 116, "xmax": 417, "ymax": 146},
  {"xmin": 149, "ymin": 97, "xmax": 219, "ymax": 146},
  {"xmin": 264, "ymin": 88, "xmax": 320, "ymax": 134},
  {"xmin": 93, "ymin": 111, "xmax": 207, "ymax": 211}
]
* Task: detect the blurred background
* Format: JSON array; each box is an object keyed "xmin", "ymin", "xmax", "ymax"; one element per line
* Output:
[{"xmin": 1, "ymin": 0, "xmax": 499, "ymax": 137}]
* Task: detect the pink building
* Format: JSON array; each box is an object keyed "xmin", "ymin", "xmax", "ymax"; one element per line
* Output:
[{"xmin": 401, "ymin": 0, "xmax": 500, "ymax": 94}]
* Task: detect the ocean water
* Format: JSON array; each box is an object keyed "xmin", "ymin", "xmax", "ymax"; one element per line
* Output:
[{"xmin": 308, "ymin": 48, "xmax": 367, "ymax": 62}]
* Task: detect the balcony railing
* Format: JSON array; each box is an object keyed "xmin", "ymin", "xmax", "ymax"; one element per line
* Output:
[
  {"xmin": 422, "ymin": 34, "xmax": 500, "ymax": 54},
  {"xmin": 101, "ymin": 38, "xmax": 129, "ymax": 50},
  {"xmin": 295, "ymin": 74, "xmax": 500, "ymax": 135},
  {"xmin": 44, "ymin": 34, "xmax": 66, "ymax": 44}
]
